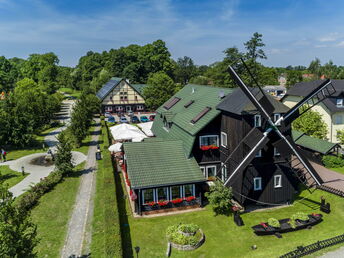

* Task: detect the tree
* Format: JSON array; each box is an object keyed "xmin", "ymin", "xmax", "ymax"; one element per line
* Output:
[
  {"xmin": 292, "ymin": 108, "xmax": 328, "ymax": 140},
  {"xmin": 336, "ymin": 129, "xmax": 344, "ymax": 145},
  {"xmin": 143, "ymin": 72, "xmax": 176, "ymax": 110},
  {"xmin": 0, "ymin": 185, "xmax": 38, "ymax": 257},
  {"xmin": 205, "ymin": 180, "xmax": 233, "ymax": 216},
  {"xmin": 308, "ymin": 58, "xmax": 321, "ymax": 78},
  {"xmin": 174, "ymin": 56, "xmax": 196, "ymax": 85},
  {"xmin": 55, "ymin": 131, "xmax": 74, "ymax": 175},
  {"xmin": 286, "ymin": 70, "xmax": 303, "ymax": 87}
]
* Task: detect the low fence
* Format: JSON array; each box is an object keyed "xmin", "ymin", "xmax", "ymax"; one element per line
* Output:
[
  {"xmin": 280, "ymin": 233, "xmax": 344, "ymax": 258},
  {"xmin": 317, "ymin": 185, "xmax": 344, "ymax": 198}
]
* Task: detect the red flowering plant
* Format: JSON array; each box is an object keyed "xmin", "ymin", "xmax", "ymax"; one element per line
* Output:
[
  {"xmin": 200, "ymin": 145, "xmax": 219, "ymax": 151},
  {"xmin": 126, "ymin": 179, "xmax": 131, "ymax": 187},
  {"xmin": 260, "ymin": 223, "xmax": 268, "ymax": 229},
  {"xmin": 171, "ymin": 198, "xmax": 183, "ymax": 204},
  {"xmin": 185, "ymin": 196, "xmax": 196, "ymax": 202},
  {"xmin": 231, "ymin": 206, "xmax": 240, "ymax": 212},
  {"xmin": 158, "ymin": 200, "xmax": 169, "ymax": 206},
  {"xmin": 146, "ymin": 201, "xmax": 156, "ymax": 206}
]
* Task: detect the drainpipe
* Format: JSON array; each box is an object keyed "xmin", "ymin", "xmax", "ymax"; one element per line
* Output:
[{"xmin": 331, "ymin": 114, "xmax": 333, "ymax": 142}]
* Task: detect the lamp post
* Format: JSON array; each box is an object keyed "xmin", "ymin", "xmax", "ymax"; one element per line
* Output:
[
  {"xmin": 21, "ymin": 166, "xmax": 25, "ymax": 176},
  {"xmin": 134, "ymin": 246, "xmax": 140, "ymax": 258}
]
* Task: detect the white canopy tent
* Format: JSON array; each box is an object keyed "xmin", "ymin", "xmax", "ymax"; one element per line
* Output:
[
  {"xmin": 108, "ymin": 143, "xmax": 123, "ymax": 152},
  {"xmin": 109, "ymin": 123, "xmax": 147, "ymax": 141},
  {"xmin": 137, "ymin": 121, "xmax": 154, "ymax": 137}
]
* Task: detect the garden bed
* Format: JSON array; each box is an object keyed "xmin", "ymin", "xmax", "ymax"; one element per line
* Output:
[
  {"xmin": 142, "ymin": 204, "xmax": 201, "ymax": 215},
  {"xmin": 166, "ymin": 224, "xmax": 205, "ymax": 251}
]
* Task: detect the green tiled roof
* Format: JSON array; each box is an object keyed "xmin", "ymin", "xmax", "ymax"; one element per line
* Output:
[
  {"xmin": 123, "ymin": 140, "xmax": 205, "ymax": 189},
  {"xmin": 152, "ymin": 84, "xmax": 233, "ymax": 156},
  {"xmin": 292, "ymin": 130, "xmax": 339, "ymax": 154},
  {"xmin": 131, "ymin": 84, "xmax": 147, "ymax": 94}
]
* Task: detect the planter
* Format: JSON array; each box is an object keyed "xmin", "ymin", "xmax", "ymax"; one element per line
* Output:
[
  {"xmin": 178, "ymin": 230, "xmax": 196, "ymax": 237},
  {"xmin": 169, "ymin": 229, "xmax": 205, "ymax": 251},
  {"xmin": 252, "ymin": 214, "xmax": 323, "ymax": 236}
]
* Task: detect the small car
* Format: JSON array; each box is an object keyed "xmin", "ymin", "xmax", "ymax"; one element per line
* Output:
[
  {"xmin": 120, "ymin": 116, "xmax": 128, "ymax": 123},
  {"xmin": 130, "ymin": 116, "xmax": 140, "ymax": 123},
  {"xmin": 127, "ymin": 110, "xmax": 134, "ymax": 117},
  {"xmin": 149, "ymin": 115, "xmax": 155, "ymax": 121},
  {"xmin": 104, "ymin": 112, "xmax": 112, "ymax": 117},
  {"xmin": 108, "ymin": 116, "xmax": 116, "ymax": 123},
  {"xmin": 140, "ymin": 116, "xmax": 149, "ymax": 123}
]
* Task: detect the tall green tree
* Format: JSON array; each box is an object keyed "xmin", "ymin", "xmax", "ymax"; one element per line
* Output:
[
  {"xmin": 308, "ymin": 58, "xmax": 322, "ymax": 78},
  {"xmin": 55, "ymin": 131, "xmax": 74, "ymax": 175},
  {"xmin": 143, "ymin": 72, "xmax": 176, "ymax": 110},
  {"xmin": 286, "ymin": 70, "xmax": 303, "ymax": 86},
  {"xmin": 0, "ymin": 185, "xmax": 38, "ymax": 257},
  {"xmin": 292, "ymin": 108, "xmax": 328, "ymax": 140},
  {"xmin": 174, "ymin": 56, "xmax": 197, "ymax": 85}
]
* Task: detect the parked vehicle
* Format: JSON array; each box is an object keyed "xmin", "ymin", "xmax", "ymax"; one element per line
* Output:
[
  {"xmin": 105, "ymin": 112, "xmax": 112, "ymax": 117},
  {"xmin": 149, "ymin": 115, "xmax": 155, "ymax": 121},
  {"xmin": 108, "ymin": 116, "xmax": 116, "ymax": 123},
  {"xmin": 127, "ymin": 110, "xmax": 134, "ymax": 117},
  {"xmin": 120, "ymin": 116, "xmax": 128, "ymax": 123},
  {"xmin": 131, "ymin": 116, "xmax": 140, "ymax": 123},
  {"xmin": 140, "ymin": 116, "xmax": 149, "ymax": 123}
]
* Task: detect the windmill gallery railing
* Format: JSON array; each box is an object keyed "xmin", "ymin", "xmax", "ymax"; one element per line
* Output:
[
  {"xmin": 280, "ymin": 233, "xmax": 344, "ymax": 258},
  {"xmin": 317, "ymin": 185, "xmax": 344, "ymax": 198}
]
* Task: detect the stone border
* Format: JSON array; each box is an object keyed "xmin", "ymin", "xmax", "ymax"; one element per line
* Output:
[
  {"xmin": 178, "ymin": 230, "xmax": 196, "ymax": 237},
  {"xmin": 169, "ymin": 229, "xmax": 205, "ymax": 251}
]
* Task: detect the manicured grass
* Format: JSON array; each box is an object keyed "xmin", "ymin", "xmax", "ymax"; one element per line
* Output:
[
  {"xmin": 119, "ymin": 180, "xmax": 344, "ymax": 257},
  {"xmin": 0, "ymin": 165, "xmax": 28, "ymax": 188},
  {"xmin": 30, "ymin": 162, "xmax": 85, "ymax": 258},
  {"xmin": 91, "ymin": 122, "xmax": 123, "ymax": 257},
  {"xmin": 330, "ymin": 166, "xmax": 344, "ymax": 175},
  {"xmin": 59, "ymin": 87, "xmax": 81, "ymax": 98}
]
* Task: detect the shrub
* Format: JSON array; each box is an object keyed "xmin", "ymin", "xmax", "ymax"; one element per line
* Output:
[
  {"xmin": 178, "ymin": 224, "xmax": 199, "ymax": 233},
  {"xmin": 166, "ymin": 224, "xmax": 201, "ymax": 246},
  {"xmin": 267, "ymin": 218, "xmax": 280, "ymax": 228},
  {"xmin": 322, "ymin": 155, "xmax": 344, "ymax": 168},
  {"xmin": 205, "ymin": 180, "xmax": 233, "ymax": 216},
  {"xmin": 288, "ymin": 219, "xmax": 297, "ymax": 229},
  {"xmin": 291, "ymin": 212, "xmax": 309, "ymax": 221}
]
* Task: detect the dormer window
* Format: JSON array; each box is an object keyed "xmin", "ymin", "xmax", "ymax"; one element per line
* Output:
[
  {"xmin": 254, "ymin": 115, "xmax": 261, "ymax": 127},
  {"xmin": 336, "ymin": 98, "xmax": 344, "ymax": 107}
]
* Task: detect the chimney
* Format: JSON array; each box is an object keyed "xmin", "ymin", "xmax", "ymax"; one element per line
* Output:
[{"xmin": 219, "ymin": 90, "xmax": 225, "ymax": 99}]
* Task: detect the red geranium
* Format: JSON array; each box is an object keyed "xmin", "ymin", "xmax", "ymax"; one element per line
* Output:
[
  {"xmin": 171, "ymin": 198, "xmax": 183, "ymax": 204},
  {"xmin": 146, "ymin": 201, "xmax": 156, "ymax": 206},
  {"xmin": 126, "ymin": 179, "xmax": 131, "ymax": 187},
  {"xmin": 260, "ymin": 223, "xmax": 268, "ymax": 228},
  {"xmin": 185, "ymin": 196, "xmax": 196, "ymax": 202},
  {"xmin": 200, "ymin": 145, "xmax": 219, "ymax": 151},
  {"xmin": 158, "ymin": 200, "xmax": 169, "ymax": 206},
  {"xmin": 129, "ymin": 189, "xmax": 133, "ymax": 195}
]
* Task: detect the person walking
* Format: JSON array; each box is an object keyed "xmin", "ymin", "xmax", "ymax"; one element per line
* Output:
[{"xmin": 1, "ymin": 149, "xmax": 7, "ymax": 162}]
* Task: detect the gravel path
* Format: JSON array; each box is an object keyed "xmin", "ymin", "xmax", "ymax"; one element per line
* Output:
[
  {"xmin": 3, "ymin": 98, "xmax": 86, "ymax": 197},
  {"xmin": 60, "ymin": 118, "xmax": 100, "ymax": 258}
]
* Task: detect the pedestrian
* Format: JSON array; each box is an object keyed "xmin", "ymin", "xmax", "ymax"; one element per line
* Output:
[{"xmin": 1, "ymin": 149, "xmax": 7, "ymax": 162}]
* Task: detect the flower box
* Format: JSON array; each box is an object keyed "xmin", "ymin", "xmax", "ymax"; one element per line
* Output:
[
  {"xmin": 185, "ymin": 196, "xmax": 196, "ymax": 202},
  {"xmin": 146, "ymin": 201, "xmax": 156, "ymax": 206},
  {"xmin": 172, "ymin": 198, "xmax": 183, "ymax": 204},
  {"xmin": 200, "ymin": 145, "xmax": 219, "ymax": 151},
  {"xmin": 158, "ymin": 200, "xmax": 169, "ymax": 206}
]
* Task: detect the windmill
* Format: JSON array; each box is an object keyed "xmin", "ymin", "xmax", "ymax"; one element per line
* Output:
[{"xmin": 219, "ymin": 59, "xmax": 336, "ymax": 199}]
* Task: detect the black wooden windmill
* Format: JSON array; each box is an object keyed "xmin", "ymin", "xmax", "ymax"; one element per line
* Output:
[{"xmin": 218, "ymin": 59, "xmax": 336, "ymax": 202}]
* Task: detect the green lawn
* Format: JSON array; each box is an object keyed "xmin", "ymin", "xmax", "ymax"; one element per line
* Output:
[
  {"xmin": 30, "ymin": 162, "xmax": 85, "ymax": 258},
  {"xmin": 0, "ymin": 165, "xmax": 28, "ymax": 188},
  {"xmin": 330, "ymin": 166, "xmax": 344, "ymax": 175},
  {"xmin": 119, "ymin": 179, "xmax": 344, "ymax": 257},
  {"xmin": 58, "ymin": 87, "xmax": 81, "ymax": 98}
]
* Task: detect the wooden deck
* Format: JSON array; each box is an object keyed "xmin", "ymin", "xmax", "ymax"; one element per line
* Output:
[{"xmin": 310, "ymin": 161, "xmax": 344, "ymax": 192}]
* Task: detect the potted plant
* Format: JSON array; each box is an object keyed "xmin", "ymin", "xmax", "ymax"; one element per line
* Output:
[
  {"xmin": 185, "ymin": 196, "xmax": 196, "ymax": 202},
  {"xmin": 267, "ymin": 218, "xmax": 280, "ymax": 228},
  {"xmin": 292, "ymin": 212, "xmax": 309, "ymax": 223},
  {"xmin": 171, "ymin": 198, "xmax": 183, "ymax": 205},
  {"xmin": 158, "ymin": 200, "xmax": 169, "ymax": 207}
]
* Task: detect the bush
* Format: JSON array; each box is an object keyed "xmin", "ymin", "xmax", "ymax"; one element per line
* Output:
[
  {"xmin": 205, "ymin": 180, "xmax": 233, "ymax": 216},
  {"xmin": 267, "ymin": 218, "xmax": 280, "ymax": 228},
  {"xmin": 166, "ymin": 224, "xmax": 201, "ymax": 246},
  {"xmin": 322, "ymin": 155, "xmax": 344, "ymax": 168},
  {"xmin": 291, "ymin": 212, "xmax": 309, "ymax": 221},
  {"xmin": 178, "ymin": 224, "xmax": 199, "ymax": 233}
]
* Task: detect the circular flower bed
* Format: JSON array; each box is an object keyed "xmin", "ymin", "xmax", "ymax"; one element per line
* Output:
[{"xmin": 166, "ymin": 224, "xmax": 205, "ymax": 251}]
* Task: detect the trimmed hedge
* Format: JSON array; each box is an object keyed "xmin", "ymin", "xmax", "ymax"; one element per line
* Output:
[
  {"xmin": 91, "ymin": 121, "xmax": 123, "ymax": 257},
  {"xmin": 322, "ymin": 155, "xmax": 344, "ymax": 168}
]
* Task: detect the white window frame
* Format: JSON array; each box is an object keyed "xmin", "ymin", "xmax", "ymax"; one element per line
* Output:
[
  {"xmin": 200, "ymin": 166, "xmax": 205, "ymax": 177},
  {"xmin": 136, "ymin": 105, "xmax": 144, "ymax": 110},
  {"xmin": 255, "ymin": 150, "xmax": 262, "ymax": 158},
  {"xmin": 335, "ymin": 114, "xmax": 343, "ymax": 125},
  {"xmin": 274, "ymin": 113, "xmax": 281, "ymax": 126},
  {"xmin": 253, "ymin": 177, "xmax": 262, "ymax": 191},
  {"xmin": 254, "ymin": 115, "xmax": 262, "ymax": 127},
  {"xmin": 169, "ymin": 186, "xmax": 183, "ymax": 200},
  {"xmin": 199, "ymin": 135, "xmax": 219, "ymax": 147},
  {"xmin": 182, "ymin": 184, "xmax": 195, "ymax": 198},
  {"xmin": 155, "ymin": 187, "xmax": 169, "ymax": 201},
  {"xmin": 116, "ymin": 106, "xmax": 123, "ymax": 111},
  {"xmin": 221, "ymin": 132, "xmax": 228, "ymax": 148},
  {"xmin": 274, "ymin": 175, "xmax": 282, "ymax": 188},
  {"xmin": 105, "ymin": 106, "xmax": 113, "ymax": 112},
  {"xmin": 221, "ymin": 163, "xmax": 227, "ymax": 182},
  {"xmin": 337, "ymin": 98, "xmax": 344, "ymax": 107},
  {"xmin": 142, "ymin": 189, "xmax": 155, "ymax": 204},
  {"xmin": 206, "ymin": 165, "xmax": 217, "ymax": 178},
  {"xmin": 274, "ymin": 147, "xmax": 280, "ymax": 156}
]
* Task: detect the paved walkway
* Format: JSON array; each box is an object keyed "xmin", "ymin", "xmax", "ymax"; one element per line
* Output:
[
  {"xmin": 310, "ymin": 161, "xmax": 344, "ymax": 191},
  {"xmin": 2, "ymin": 99, "xmax": 86, "ymax": 197},
  {"xmin": 60, "ymin": 118, "xmax": 100, "ymax": 258}
]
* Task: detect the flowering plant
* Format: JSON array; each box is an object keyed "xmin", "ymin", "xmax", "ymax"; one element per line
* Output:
[
  {"xmin": 158, "ymin": 200, "xmax": 169, "ymax": 206},
  {"xmin": 146, "ymin": 201, "xmax": 156, "ymax": 206},
  {"xmin": 311, "ymin": 213, "xmax": 320, "ymax": 217},
  {"xmin": 200, "ymin": 145, "xmax": 219, "ymax": 151},
  {"xmin": 231, "ymin": 206, "xmax": 240, "ymax": 212},
  {"xmin": 126, "ymin": 179, "xmax": 131, "ymax": 187},
  {"xmin": 260, "ymin": 222, "xmax": 268, "ymax": 228},
  {"xmin": 171, "ymin": 198, "xmax": 183, "ymax": 204},
  {"xmin": 185, "ymin": 196, "xmax": 196, "ymax": 202}
]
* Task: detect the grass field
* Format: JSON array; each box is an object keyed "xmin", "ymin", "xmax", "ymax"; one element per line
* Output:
[
  {"xmin": 0, "ymin": 165, "xmax": 28, "ymax": 188},
  {"xmin": 59, "ymin": 87, "xmax": 81, "ymax": 99},
  {"xmin": 330, "ymin": 166, "xmax": 344, "ymax": 175},
  {"xmin": 119, "ymin": 178, "xmax": 344, "ymax": 258},
  {"xmin": 30, "ymin": 162, "xmax": 85, "ymax": 258}
]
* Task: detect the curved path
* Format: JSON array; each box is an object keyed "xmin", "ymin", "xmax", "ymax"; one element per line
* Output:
[{"xmin": 2, "ymin": 99, "xmax": 86, "ymax": 197}]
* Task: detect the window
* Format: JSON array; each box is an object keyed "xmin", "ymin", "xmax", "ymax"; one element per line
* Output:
[
  {"xmin": 255, "ymin": 150, "xmax": 262, "ymax": 158},
  {"xmin": 253, "ymin": 177, "xmax": 262, "ymax": 191},
  {"xmin": 136, "ymin": 105, "xmax": 144, "ymax": 110},
  {"xmin": 221, "ymin": 163, "xmax": 227, "ymax": 182},
  {"xmin": 206, "ymin": 166, "xmax": 216, "ymax": 178},
  {"xmin": 164, "ymin": 97, "xmax": 181, "ymax": 110},
  {"xmin": 199, "ymin": 135, "xmax": 219, "ymax": 147},
  {"xmin": 135, "ymin": 96, "xmax": 138, "ymax": 101},
  {"xmin": 274, "ymin": 113, "xmax": 281, "ymax": 125},
  {"xmin": 221, "ymin": 132, "xmax": 228, "ymax": 147},
  {"xmin": 156, "ymin": 187, "xmax": 169, "ymax": 201},
  {"xmin": 200, "ymin": 166, "xmax": 205, "ymax": 177},
  {"xmin": 183, "ymin": 184, "xmax": 195, "ymax": 197},
  {"xmin": 274, "ymin": 175, "xmax": 282, "ymax": 188},
  {"xmin": 274, "ymin": 147, "xmax": 280, "ymax": 156},
  {"xmin": 120, "ymin": 96, "xmax": 123, "ymax": 100},
  {"xmin": 124, "ymin": 96, "xmax": 128, "ymax": 100},
  {"xmin": 105, "ymin": 106, "xmax": 113, "ymax": 112},
  {"xmin": 335, "ymin": 114, "xmax": 344, "ymax": 125},
  {"xmin": 337, "ymin": 98, "xmax": 344, "ymax": 107},
  {"xmin": 184, "ymin": 100, "xmax": 194, "ymax": 108},
  {"xmin": 170, "ymin": 186, "xmax": 182, "ymax": 200},
  {"xmin": 116, "ymin": 106, "xmax": 123, "ymax": 111},
  {"xmin": 254, "ymin": 115, "xmax": 261, "ymax": 127},
  {"xmin": 191, "ymin": 107, "xmax": 211, "ymax": 124},
  {"xmin": 142, "ymin": 189, "xmax": 154, "ymax": 204}
]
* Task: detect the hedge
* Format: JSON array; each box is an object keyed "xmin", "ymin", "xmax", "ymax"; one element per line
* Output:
[
  {"xmin": 91, "ymin": 121, "xmax": 123, "ymax": 257},
  {"xmin": 322, "ymin": 155, "xmax": 344, "ymax": 168}
]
